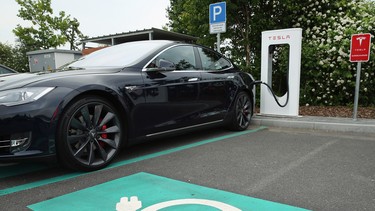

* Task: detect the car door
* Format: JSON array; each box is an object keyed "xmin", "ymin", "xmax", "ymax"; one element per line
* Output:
[
  {"xmin": 139, "ymin": 45, "xmax": 203, "ymax": 137},
  {"xmin": 196, "ymin": 46, "xmax": 237, "ymax": 121}
]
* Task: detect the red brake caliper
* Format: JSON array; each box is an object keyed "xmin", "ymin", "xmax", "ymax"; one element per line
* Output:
[
  {"xmin": 99, "ymin": 120, "xmax": 108, "ymax": 148},
  {"xmin": 101, "ymin": 125, "xmax": 108, "ymax": 139}
]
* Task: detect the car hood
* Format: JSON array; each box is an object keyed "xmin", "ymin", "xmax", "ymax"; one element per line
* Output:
[{"xmin": 0, "ymin": 69, "xmax": 121, "ymax": 91}]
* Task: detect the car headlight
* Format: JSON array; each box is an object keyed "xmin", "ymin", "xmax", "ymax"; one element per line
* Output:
[{"xmin": 0, "ymin": 87, "xmax": 55, "ymax": 106}]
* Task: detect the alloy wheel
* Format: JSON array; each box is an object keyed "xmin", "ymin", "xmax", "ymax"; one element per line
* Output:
[
  {"xmin": 66, "ymin": 102, "xmax": 121, "ymax": 167},
  {"xmin": 235, "ymin": 93, "xmax": 252, "ymax": 129}
]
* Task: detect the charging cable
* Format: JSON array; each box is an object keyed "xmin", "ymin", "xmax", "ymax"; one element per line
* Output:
[{"xmin": 250, "ymin": 80, "xmax": 289, "ymax": 108}]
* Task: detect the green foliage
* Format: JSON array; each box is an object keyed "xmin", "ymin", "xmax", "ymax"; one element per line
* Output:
[
  {"xmin": 57, "ymin": 11, "xmax": 86, "ymax": 50},
  {"xmin": 0, "ymin": 42, "xmax": 29, "ymax": 72},
  {"xmin": 292, "ymin": 0, "xmax": 375, "ymax": 106},
  {"xmin": 13, "ymin": 0, "xmax": 66, "ymax": 50},
  {"xmin": 13, "ymin": 0, "xmax": 84, "ymax": 51}
]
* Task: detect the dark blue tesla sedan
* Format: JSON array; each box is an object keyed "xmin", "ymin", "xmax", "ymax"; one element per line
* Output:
[{"xmin": 0, "ymin": 40, "xmax": 255, "ymax": 171}]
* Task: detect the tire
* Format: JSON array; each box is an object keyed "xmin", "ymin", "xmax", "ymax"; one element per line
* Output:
[
  {"xmin": 56, "ymin": 96, "xmax": 123, "ymax": 171},
  {"xmin": 227, "ymin": 91, "xmax": 253, "ymax": 131}
]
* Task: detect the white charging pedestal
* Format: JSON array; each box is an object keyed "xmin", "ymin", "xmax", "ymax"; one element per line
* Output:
[{"xmin": 260, "ymin": 28, "xmax": 302, "ymax": 117}]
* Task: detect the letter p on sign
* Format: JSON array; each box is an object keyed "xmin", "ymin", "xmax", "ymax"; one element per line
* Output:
[{"xmin": 213, "ymin": 6, "xmax": 222, "ymax": 21}]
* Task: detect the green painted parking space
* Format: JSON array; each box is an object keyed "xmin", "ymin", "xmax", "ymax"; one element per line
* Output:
[{"xmin": 29, "ymin": 172, "xmax": 309, "ymax": 211}]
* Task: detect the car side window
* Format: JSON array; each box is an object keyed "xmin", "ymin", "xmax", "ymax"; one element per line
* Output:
[
  {"xmin": 0, "ymin": 66, "xmax": 8, "ymax": 74},
  {"xmin": 198, "ymin": 47, "xmax": 231, "ymax": 71},
  {"xmin": 149, "ymin": 46, "xmax": 197, "ymax": 70}
]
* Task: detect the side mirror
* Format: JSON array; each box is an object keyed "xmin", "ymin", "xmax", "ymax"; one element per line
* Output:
[
  {"xmin": 146, "ymin": 59, "xmax": 176, "ymax": 72},
  {"xmin": 159, "ymin": 59, "xmax": 175, "ymax": 69}
]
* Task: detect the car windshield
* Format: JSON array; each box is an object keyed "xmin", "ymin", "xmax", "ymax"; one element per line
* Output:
[{"xmin": 66, "ymin": 41, "xmax": 171, "ymax": 69}]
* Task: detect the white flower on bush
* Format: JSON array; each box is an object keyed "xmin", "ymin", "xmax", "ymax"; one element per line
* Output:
[
  {"xmin": 334, "ymin": 35, "xmax": 343, "ymax": 41},
  {"xmin": 338, "ymin": 48, "xmax": 348, "ymax": 57}
]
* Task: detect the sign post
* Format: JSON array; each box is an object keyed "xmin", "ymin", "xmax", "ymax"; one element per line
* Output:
[
  {"xmin": 349, "ymin": 33, "xmax": 372, "ymax": 120},
  {"xmin": 209, "ymin": 2, "xmax": 226, "ymax": 53}
]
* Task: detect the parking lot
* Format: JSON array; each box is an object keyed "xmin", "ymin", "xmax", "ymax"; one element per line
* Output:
[{"xmin": 1, "ymin": 124, "xmax": 375, "ymax": 211}]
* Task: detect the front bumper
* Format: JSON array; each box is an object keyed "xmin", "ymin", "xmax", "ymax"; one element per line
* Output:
[
  {"xmin": 0, "ymin": 87, "xmax": 74, "ymax": 160},
  {"xmin": 0, "ymin": 104, "xmax": 57, "ymax": 159}
]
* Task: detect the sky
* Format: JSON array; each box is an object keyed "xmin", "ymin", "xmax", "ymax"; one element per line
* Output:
[{"xmin": 0, "ymin": 0, "xmax": 171, "ymax": 48}]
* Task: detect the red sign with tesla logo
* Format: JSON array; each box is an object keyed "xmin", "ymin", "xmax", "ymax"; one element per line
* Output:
[{"xmin": 350, "ymin": 33, "xmax": 372, "ymax": 62}]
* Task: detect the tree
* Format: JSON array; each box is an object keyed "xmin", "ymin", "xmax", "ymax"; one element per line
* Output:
[
  {"xmin": 0, "ymin": 43, "xmax": 14, "ymax": 68},
  {"xmin": 58, "ymin": 11, "xmax": 86, "ymax": 50},
  {"xmin": 13, "ymin": 0, "xmax": 66, "ymax": 50},
  {"xmin": 13, "ymin": 0, "xmax": 85, "ymax": 51},
  {"xmin": 0, "ymin": 42, "xmax": 29, "ymax": 72}
]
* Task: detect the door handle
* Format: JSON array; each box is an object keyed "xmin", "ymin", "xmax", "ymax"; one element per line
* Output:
[{"xmin": 188, "ymin": 77, "xmax": 200, "ymax": 82}]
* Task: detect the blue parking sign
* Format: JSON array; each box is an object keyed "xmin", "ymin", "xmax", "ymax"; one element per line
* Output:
[{"xmin": 209, "ymin": 2, "xmax": 226, "ymax": 24}]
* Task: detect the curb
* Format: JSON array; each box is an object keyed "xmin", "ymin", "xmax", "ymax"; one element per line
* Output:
[{"xmin": 252, "ymin": 115, "xmax": 375, "ymax": 134}]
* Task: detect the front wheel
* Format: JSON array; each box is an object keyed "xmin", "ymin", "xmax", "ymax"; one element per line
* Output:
[
  {"xmin": 56, "ymin": 96, "xmax": 123, "ymax": 171},
  {"xmin": 227, "ymin": 91, "xmax": 253, "ymax": 131}
]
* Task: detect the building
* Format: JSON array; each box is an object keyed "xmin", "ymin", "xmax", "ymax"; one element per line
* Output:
[
  {"xmin": 26, "ymin": 49, "xmax": 82, "ymax": 72},
  {"xmin": 81, "ymin": 28, "xmax": 197, "ymax": 55}
]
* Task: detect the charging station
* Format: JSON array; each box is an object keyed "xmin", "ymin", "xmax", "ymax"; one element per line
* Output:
[{"xmin": 260, "ymin": 28, "xmax": 302, "ymax": 117}]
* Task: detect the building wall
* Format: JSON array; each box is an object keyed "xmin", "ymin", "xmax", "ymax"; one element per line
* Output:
[
  {"xmin": 27, "ymin": 49, "xmax": 82, "ymax": 72},
  {"xmin": 28, "ymin": 53, "xmax": 56, "ymax": 72},
  {"xmin": 55, "ymin": 53, "xmax": 76, "ymax": 69}
]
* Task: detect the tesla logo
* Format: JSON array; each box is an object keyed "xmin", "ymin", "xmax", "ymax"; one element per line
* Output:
[
  {"xmin": 356, "ymin": 37, "xmax": 366, "ymax": 46},
  {"xmin": 268, "ymin": 35, "xmax": 291, "ymax": 41}
]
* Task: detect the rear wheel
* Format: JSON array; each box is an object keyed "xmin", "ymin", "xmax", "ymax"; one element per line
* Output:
[
  {"xmin": 227, "ymin": 91, "xmax": 253, "ymax": 131},
  {"xmin": 56, "ymin": 96, "xmax": 123, "ymax": 171}
]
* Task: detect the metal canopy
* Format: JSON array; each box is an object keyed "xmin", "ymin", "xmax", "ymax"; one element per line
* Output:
[{"xmin": 81, "ymin": 28, "xmax": 197, "ymax": 48}]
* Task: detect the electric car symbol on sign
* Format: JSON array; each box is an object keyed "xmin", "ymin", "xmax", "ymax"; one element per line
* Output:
[{"xmin": 0, "ymin": 40, "xmax": 255, "ymax": 171}]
